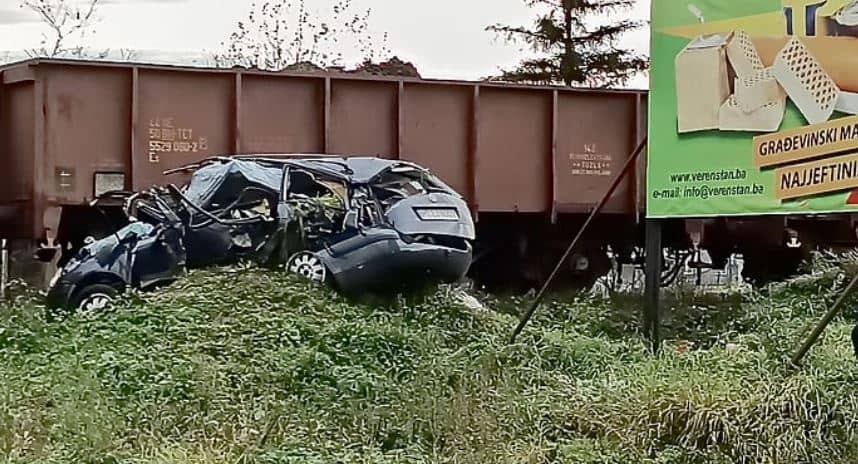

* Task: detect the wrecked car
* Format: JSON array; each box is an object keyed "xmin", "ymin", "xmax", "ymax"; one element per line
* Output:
[
  {"xmin": 273, "ymin": 156, "xmax": 475, "ymax": 293},
  {"xmin": 45, "ymin": 155, "xmax": 475, "ymax": 312},
  {"xmin": 45, "ymin": 202, "xmax": 187, "ymax": 312}
]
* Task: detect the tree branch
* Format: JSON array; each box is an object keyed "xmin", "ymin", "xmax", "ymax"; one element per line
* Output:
[
  {"xmin": 20, "ymin": 0, "xmax": 102, "ymax": 58},
  {"xmin": 572, "ymin": 19, "xmax": 645, "ymax": 46},
  {"xmin": 219, "ymin": 0, "xmax": 392, "ymax": 72},
  {"xmin": 486, "ymin": 0, "xmax": 647, "ymax": 88}
]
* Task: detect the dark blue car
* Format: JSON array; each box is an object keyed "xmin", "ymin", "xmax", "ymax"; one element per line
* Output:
[
  {"xmin": 46, "ymin": 216, "xmax": 186, "ymax": 312},
  {"xmin": 45, "ymin": 156, "xmax": 476, "ymax": 313}
]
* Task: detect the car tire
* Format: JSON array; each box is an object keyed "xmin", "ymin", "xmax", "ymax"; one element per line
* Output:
[
  {"xmin": 286, "ymin": 251, "xmax": 328, "ymax": 284},
  {"xmin": 70, "ymin": 283, "xmax": 121, "ymax": 313}
]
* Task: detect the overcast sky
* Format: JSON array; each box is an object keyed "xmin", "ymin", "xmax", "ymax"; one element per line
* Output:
[{"xmin": 0, "ymin": 0, "xmax": 650, "ymax": 88}]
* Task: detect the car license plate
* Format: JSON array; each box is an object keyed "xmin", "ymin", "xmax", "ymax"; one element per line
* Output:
[{"xmin": 416, "ymin": 208, "xmax": 459, "ymax": 220}]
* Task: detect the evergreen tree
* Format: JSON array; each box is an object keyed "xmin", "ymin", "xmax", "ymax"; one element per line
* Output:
[{"xmin": 486, "ymin": 0, "xmax": 648, "ymax": 88}]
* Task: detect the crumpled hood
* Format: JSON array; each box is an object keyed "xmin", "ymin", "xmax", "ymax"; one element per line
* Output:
[{"xmin": 76, "ymin": 222, "xmax": 155, "ymax": 263}]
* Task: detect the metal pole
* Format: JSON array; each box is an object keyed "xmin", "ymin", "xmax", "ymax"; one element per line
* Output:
[
  {"xmin": 509, "ymin": 138, "xmax": 647, "ymax": 343},
  {"xmin": 790, "ymin": 269, "xmax": 858, "ymax": 366},
  {"xmin": 696, "ymin": 250, "xmax": 702, "ymax": 286},
  {"xmin": 1, "ymin": 239, "xmax": 8, "ymax": 301},
  {"xmin": 644, "ymin": 219, "xmax": 662, "ymax": 353},
  {"xmin": 725, "ymin": 258, "xmax": 730, "ymax": 286}
]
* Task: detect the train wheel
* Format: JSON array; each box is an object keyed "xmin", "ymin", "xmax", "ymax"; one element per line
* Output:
[
  {"xmin": 567, "ymin": 248, "xmax": 612, "ymax": 291},
  {"xmin": 741, "ymin": 247, "xmax": 803, "ymax": 287}
]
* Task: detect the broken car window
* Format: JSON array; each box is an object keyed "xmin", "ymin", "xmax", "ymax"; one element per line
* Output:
[
  {"xmin": 286, "ymin": 169, "xmax": 349, "ymax": 236},
  {"xmin": 371, "ymin": 166, "xmax": 450, "ymax": 211}
]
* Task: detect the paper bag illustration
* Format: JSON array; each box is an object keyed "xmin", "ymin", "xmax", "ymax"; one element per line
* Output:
[
  {"xmin": 822, "ymin": 0, "xmax": 858, "ymax": 36},
  {"xmin": 675, "ymin": 34, "xmax": 731, "ymax": 133}
]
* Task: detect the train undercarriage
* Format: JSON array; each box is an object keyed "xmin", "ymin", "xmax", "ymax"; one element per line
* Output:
[
  {"xmin": 466, "ymin": 213, "xmax": 858, "ymax": 294},
  {"xmin": 5, "ymin": 205, "xmax": 858, "ymax": 295}
]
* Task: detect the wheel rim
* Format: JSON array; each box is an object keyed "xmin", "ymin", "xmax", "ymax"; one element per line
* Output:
[
  {"xmin": 79, "ymin": 293, "xmax": 112, "ymax": 312},
  {"xmin": 288, "ymin": 253, "xmax": 326, "ymax": 283}
]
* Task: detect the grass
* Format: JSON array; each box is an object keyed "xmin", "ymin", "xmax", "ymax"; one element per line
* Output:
[{"xmin": 1, "ymin": 252, "xmax": 858, "ymax": 463}]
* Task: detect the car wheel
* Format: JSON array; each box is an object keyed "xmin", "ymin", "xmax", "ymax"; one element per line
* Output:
[
  {"xmin": 71, "ymin": 283, "xmax": 120, "ymax": 314},
  {"xmin": 287, "ymin": 251, "xmax": 327, "ymax": 284}
]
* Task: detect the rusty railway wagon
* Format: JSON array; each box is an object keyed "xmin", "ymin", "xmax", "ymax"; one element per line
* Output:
[{"xmin": 0, "ymin": 58, "xmax": 856, "ymax": 291}]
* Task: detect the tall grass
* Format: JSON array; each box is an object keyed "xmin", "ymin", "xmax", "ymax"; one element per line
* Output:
[{"xmin": 1, "ymin": 253, "xmax": 857, "ymax": 463}]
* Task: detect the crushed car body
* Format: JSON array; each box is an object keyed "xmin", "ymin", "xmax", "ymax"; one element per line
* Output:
[{"xmin": 46, "ymin": 155, "xmax": 476, "ymax": 312}]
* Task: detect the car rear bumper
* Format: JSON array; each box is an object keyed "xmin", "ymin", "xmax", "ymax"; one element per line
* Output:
[
  {"xmin": 332, "ymin": 240, "xmax": 472, "ymax": 293},
  {"xmin": 397, "ymin": 241, "xmax": 472, "ymax": 281}
]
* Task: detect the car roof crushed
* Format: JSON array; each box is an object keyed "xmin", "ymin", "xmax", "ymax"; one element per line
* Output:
[
  {"xmin": 167, "ymin": 155, "xmax": 457, "ymax": 193},
  {"xmin": 182, "ymin": 159, "xmax": 283, "ymax": 209}
]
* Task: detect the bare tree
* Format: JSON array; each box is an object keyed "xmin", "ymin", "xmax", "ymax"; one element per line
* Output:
[
  {"xmin": 19, "ymin": 0, "xmax": 102, "ymax": 58},
  {"xmin": 118, "ymin": 48, "xmax": 138, "ymax": 61},
  {"xmin": 216, "ymin": 0, "xmax": 391, "ymax": 71}
]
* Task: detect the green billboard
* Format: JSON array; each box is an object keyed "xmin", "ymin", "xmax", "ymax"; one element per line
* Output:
[{"xmin": 647, "ymin": 0, "xmax": 858, "ymax": 217}]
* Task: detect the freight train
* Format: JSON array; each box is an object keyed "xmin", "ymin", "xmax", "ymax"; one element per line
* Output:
[{"xmin": 1, "ymin": 58, "xmax": 856, "ymax": 291}]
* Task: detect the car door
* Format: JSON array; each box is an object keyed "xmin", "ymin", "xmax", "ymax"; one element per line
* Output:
[
  {"xmin": 130, "ymin": 201, "xmax": 187, "ymax": 289},
  {"xmin": 132, "ymin": 226, "xmax": 186, "ymax": 289},
  {"xmin": 320, "ymin": 190, "xmax": 401, "ymax": 290}
]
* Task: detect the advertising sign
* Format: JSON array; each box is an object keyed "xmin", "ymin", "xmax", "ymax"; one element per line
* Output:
[{"xmin": 648, "ymin": 0, "xmax": 858, "ymax": 217}]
